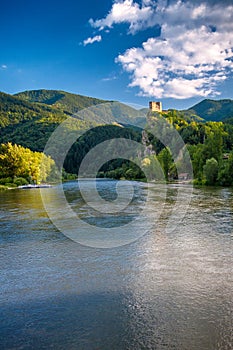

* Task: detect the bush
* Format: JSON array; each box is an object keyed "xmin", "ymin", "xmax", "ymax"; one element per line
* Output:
[
  {"xmin": 0, "ymin": 177, "xmax": 13, "ymax": 185},
  {"xmin": 13, "ymin": 177, "xmax": 29, "ymax": 186},
  {"xmin": 203, "ymin": 158, "xmax": 218, "ymax": 185},
  {"xmin": 97, "ymin": 171, "xmax": 105, "ymax": 178},
  {"xmin": 0, "ymin": 185, "xmax": 7, "ymax": 191}
]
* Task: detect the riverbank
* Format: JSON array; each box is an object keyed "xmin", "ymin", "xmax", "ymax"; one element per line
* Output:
[{"xmin": 0, "ymin": 183, "xmax": 53, "ymax": 190}]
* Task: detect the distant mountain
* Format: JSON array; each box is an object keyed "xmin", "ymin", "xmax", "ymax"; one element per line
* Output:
[
  {"xmin": 0, "ymin": 91, "xmax": 91, "ymax": 151},
  {"xmin": 14, "ymin": 89, "xmax": 147, "ymax": 125},
  {"xmin": 15, "ymin": 89, "xmax": 107, "ymax": 115},
  {"xmin": 0, "ymin": 91, "xmax": 66, "ymax": 128},
  {"xmin": 185, "ymin": 99, "xmax": 233, "ymax": 122},
  {"xmin": 2, "ymin": 89, "xmax": 233, "ymax": 155},
  {"xmin": 0, "ymin": 90, "xmax": 147, "ymax": 152}
]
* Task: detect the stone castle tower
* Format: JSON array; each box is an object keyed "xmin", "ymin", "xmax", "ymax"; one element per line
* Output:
[{"xmin": 149, "ymin": 101, "xmax": 162, "ymax": 112}]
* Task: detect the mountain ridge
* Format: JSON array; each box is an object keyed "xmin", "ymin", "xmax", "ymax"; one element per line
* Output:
[
  {"xmin": 0, "ymin": 90, "xmax": 148, "ymax": 151},
  {"xmin": 17, "ymin": 89, "xmax": 233, "ymax": 122},
  {"xmin": 6, "ymin": 89, "xmax": 233, "ymax": 122},
  {"xmin": 1, "ymin": 89, "xmax": 233, "ymax": 180},
  {"xmin": 182, "ymin": 98, "xmax": 233, "ymax": 122},
  {"xmin": 14, "ymin": 89, "xmax": 108, "ymax": 115}
]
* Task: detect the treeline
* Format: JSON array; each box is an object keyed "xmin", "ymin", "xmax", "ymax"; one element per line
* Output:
[
  {"xmin": 63, "ymin": 124, "xmax": 142, "ymax": 174},
  {"xmin": 0, "ymin": 142, "xmax": 56, "ymax": 188},
  {"xmin": 2, "ymin": 103, "xmax": 233, "ymax": 187},
  {"xmin": 0, "ymin": 92, "xmax": 96, "ymax": 152},
  {"xmin": 143, "ymin": 111, "xmax": 233, "ymax": 185},
  {"xmin": 15, "ymin": 89, "xmax": 107, "ymax": 115},
  {"xmin": 0, "ymin": 91, "xmax": 66, "ymax": 128},
  {"xmin": 84, "ymin": 111, "xmax": 233, "ymax": 186}
]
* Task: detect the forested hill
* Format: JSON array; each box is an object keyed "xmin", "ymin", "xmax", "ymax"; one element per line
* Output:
[
  {"xmin": 0, "ymin": 91, "xmax": 66, "ymax": 151},
  {"xmin": 1, "ymin": 90, "xmax": 233, "ymax": 153},
  {"xmin": 0, "ymin": 91, "xmax": 100, "ymax": 151},
  {"xmin": 1, "ymin": 89, "xmax": 233, "ymax": 186},
  {"xmin": 15, "ymin": 89, "xmax": 147, "ymax": 125},
  {"xmin": 184, "ymin": 99, "xmax": 233, "ymax": 122},
  {"xmin": 0, "ymin": 91, "xmax": 66, "ymax": 128},
  {"xmin": 15, "ymin": 90, "xmax": 108, "ymax": 115},
  {"xmin": 0, "ymin": 90, "xmax": 147, "ymax": 152}
]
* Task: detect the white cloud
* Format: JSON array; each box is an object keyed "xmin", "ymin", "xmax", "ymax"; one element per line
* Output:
[
  {"xmin": 90, "ymin": 0, "xmax": 233, "ymax": 99},
  {"xmin": 1, "ymin": 64, "xmax": 7, "ymax": 69},
  {"xmin": 83, "ymin": 35, "xmax": 102, "ymax": 46},
  {"xmin": 89, "ymin": 0, "xmax": 154, "ymax": 34},
  {"xmin": 102, "ymin": 75, "xmax": 118, "ymax": 82},
  {"xmin": 117, "ymin": 22, "xmax": 232, "ymax": 98}
]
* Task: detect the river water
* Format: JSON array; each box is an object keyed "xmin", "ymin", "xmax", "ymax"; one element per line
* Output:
[{"xmin": 0, "ymin": 180, "xmax": 232, "ymax": 349}]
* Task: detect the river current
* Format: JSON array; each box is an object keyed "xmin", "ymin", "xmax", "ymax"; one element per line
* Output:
[{"xmin": 0, "ymin": 180, "xmax": 232, "ymax": 349}]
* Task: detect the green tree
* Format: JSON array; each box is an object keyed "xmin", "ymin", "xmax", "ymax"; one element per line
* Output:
[
  {"xmin": 218, "ymin": 151, "xmax": 233, "ymax": 186},
  {"xmin": 203, "ymin": 158, "xmax": 218, "ymax": 185},
  {"xmin": 157, "ymin": 148, "xmax": 173, "ymax": 181},
  {"xmin": 0, "ymin": 142, "xmax": 55, "ymax": 184},
  {"xmin": 141, "ymin": 155, "xmax": 164, "ymax": 181},
  {"xmin": 203, "ymin": 123, "xmax": 224, "ymax": 161},
  {"xmin": 188, "ymin": 144, "xmax": 205, "ymax": 181}
]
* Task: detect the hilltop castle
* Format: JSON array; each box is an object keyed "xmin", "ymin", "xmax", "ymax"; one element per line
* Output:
[{"xmin": 149, "ymin": 101, "xmax": 162, "ymax": 112}]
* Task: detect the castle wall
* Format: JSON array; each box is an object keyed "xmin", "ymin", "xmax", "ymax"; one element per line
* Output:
[{"xmin": 149, "ymin": 101, "xmax": 162, "ymax": 112}]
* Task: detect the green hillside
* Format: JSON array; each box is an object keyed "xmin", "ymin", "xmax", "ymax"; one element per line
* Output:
[
  {"xmin": 0, "ymin": 90, "xmax": 147, "ymax": 181},
  {"xmin": 15, "ymin": 89, "xmax": 147, "ymax": 125},
  {"xmin": 185, "ymin": 99, "xmax": 233, "ymax": 122},
  {"xmin": 0, "ymin": 90, "xmax": 147, "ymax": 152},
  {"xmin": 1, "ymin": 89, "xmax": 233, "ymax": 186},
  {"xmin": 0, "ymin": 91, "xmax": 99, "ymax": 151},
  {"xmin": 15, "ymin": 89, "xmax": 109, "ymax": 114},
  {"xmin": 0, "ymin": 91, "xmax": 65, "ymax": 128}
]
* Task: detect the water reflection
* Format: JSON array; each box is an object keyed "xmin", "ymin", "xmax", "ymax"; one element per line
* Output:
[{"xmin": 0, "ymin": 181, "xmax": 232, "ymax": 349}]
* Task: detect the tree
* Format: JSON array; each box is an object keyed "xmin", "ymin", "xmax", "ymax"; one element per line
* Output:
[
  {"xmin": 203, "ymin": 123, "xmax": 224, "ymax": 161},
  {"xmin": 0, "ymin": 142, "xmax": 55, "ymax": 183},
  {"xmin": 141, "ymin": 155, "xmax": 164, "ymax": 181},
  {"xmin": 203, "ymin": 158, "xmax": 218, "ymax": 185},
  {"xmin": 188, "ymin": 144, "xmax": 205, "ymax": 181},
  {"xmin": 218, "ymin": 151, "xmax": 233, "ymax": 186},
  {"xmin": 157, "ymin": 148, "xmax": 173, "ymax": 181}
]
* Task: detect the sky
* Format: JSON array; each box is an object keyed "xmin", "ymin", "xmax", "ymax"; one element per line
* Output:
[{"xmin": 0, "ymin": 0, "xmax": 233, "ymax": 110}]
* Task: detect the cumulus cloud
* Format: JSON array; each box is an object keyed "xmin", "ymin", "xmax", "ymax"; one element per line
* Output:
[
  {"xmin": 90, "ymin": 0, "xmax": 233, "ymax": 99},
  {"xmin": 83, "ymin": 35, "xmax": 102, "ymax": 46},
  {"xmin": 118, "ymin": 22, "xmax": 232, "ymax": 98},
  {"xmin": 89, "ymin": 0, "xmax": 155, "ymax": 34}
]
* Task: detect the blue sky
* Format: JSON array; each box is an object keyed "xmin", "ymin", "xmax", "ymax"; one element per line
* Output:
[{"xmin": 0, "ymin": 0, "xmax": 233, "ymax": 110}]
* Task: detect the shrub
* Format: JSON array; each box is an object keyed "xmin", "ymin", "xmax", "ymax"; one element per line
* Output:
[
  {"xmin": 0, "ymin": 177, "xmax": 13, "ymax": 185},
  {"xmin": 13, "ymin": 177, "xmax": 29, "ymax": 186}
]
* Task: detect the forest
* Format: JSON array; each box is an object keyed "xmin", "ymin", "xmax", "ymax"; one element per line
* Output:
[
  {"xmin": 1, "ymin": 89, "xmax": 233, "ymax": 187},
  {"xmin": 141, "ymin": 110, "xmax": 233, "ymax": 186},
  {"xmin": 0, "ymin": 142, "xmax": 56, "ymax": 189},
  {"xmin": 78, "ymin": 110, "xmax": 233, "ymax": 186}
]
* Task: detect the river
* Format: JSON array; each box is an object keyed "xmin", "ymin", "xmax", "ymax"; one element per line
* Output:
[{"xmin": 0, "ymin": 180, "xmax": 232, "ymax": 349}]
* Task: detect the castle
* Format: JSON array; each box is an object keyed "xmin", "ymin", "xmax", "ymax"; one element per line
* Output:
[{"xmin": 149, "ymin": 101, "xmax": 162, "ymax": 112}]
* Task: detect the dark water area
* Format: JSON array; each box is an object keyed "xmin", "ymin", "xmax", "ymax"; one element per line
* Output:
[{"xmin": 0, "ymin": 181, "xmax": 232, "ymax": 349}]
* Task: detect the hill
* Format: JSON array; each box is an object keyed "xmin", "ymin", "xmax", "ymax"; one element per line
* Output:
[
  {"xmin": 15, "ymin": 89, "xmax": 107, "ymax": 115},
  {"xmin": 0, "ymin": 91, "xmax": 65, "ymax": 128},
  {"xmin": 1, "ymin": 90, "xmax": 233, "ymax": 184},
  {"xmin": 0, "ymin": 91, "xmax": 101, "ymax": 151},
  {"xmin": 1, "ymin": 90, "xmax": 233, "ymax": 154},
  {"xmin": 185, "ymin": 99, "xmax": 233, "ymax": 122},
  {"xmin": 15, "ymin": 89, "xmax": 147, "ymax": 125},
  {"xmin": 0, "ymin": 90, "xmax": 147, "ymax": 152}
]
